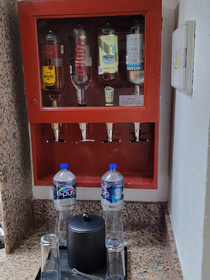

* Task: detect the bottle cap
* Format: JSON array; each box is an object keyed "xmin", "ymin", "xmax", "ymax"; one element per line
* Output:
[
  {"xmin": 60, "ymin": 163, "xmax": 68, "ymax": 170},
  {"xmin": 109, "ymin": 163, "xmax": 117, "ymax": 170}
]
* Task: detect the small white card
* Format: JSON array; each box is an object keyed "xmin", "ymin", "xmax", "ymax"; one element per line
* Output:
[{"xmin": 119, "ymin": 95, "xmax": 144, "ymax": 106}]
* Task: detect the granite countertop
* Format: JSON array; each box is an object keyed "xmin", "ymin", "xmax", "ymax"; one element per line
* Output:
[
  {"xmin": 0, "ymin": 220, "xmax": 170, "ymax": 280},
  {"xmin": 0, "ymin": 201, "xmax": 183, "ymax": 280}
]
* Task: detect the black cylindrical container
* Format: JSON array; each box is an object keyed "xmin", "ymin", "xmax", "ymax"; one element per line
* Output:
[{"xmin": 67, "ymin": 213, "xmax": 106, "ymax": 273}]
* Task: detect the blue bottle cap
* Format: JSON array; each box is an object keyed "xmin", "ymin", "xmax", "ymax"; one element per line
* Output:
[
  {"xmin": 60, "ymin": 163, "xmax": 68, "ymax": 170},
  {"xmin": 109, "ymin": 163, "xmax": 117, "ymax": 170}
]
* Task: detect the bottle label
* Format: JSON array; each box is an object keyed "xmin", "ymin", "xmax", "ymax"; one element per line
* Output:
[
  {"xmin": 98, "ymin": 35, "xmax": 118, "ymax": 74},
  {"xmin": 70, "ymin": 36, "xmax": 92, "ymax": 76},
  {"xmin": 105, "ymin": 86, "xmax": 114, "ymax": 106},
  {"xmin": 126, "ymin": 34, "xmax": 144, "ymax": 71},
  {"xmin": 101, "ymin": 184, "xmax": 123, "ymax": 203},
  {"xmin": 41, "ymin": 45, "xmax": 62, "ymax": 59},
  {"xmin": 42, "ymin": 65, "xmax": 55, "ymax": 86},
  {"xmin": 53, "ymin": 182, "xmax": 76, "ymax": 200}
]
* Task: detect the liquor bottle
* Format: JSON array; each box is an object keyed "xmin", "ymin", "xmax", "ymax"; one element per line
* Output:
[
  {"xmin": 40, "ymin": 30, "xmax": 65, "ymax": 102},
  {"xmin": 70, "ymin": 25, "xmax": 92, "ymax": 106},
  {"xmin": 98, "ymin": 23, "xmax": 119, "ymax": 106},
  {"xmin": 126, "ymin": 21, "xmax": 144, "ymax": 93},
  {"xmin": 40, "ymin": 31, "xmax": 65, "ymax": 143}
]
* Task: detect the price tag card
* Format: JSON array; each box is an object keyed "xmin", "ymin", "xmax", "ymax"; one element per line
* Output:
[{"xmin": 119, "ymin": 95, "xmax": 144, "ymax": 106}]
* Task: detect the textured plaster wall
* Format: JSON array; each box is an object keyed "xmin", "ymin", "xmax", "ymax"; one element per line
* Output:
[
  {"xmin": 169, "ymin": 0, "xmax": 210, "ymax": 279},
  {"xmin": 0, "ymin": 0, "xmax": 33, "ymax": 253}
]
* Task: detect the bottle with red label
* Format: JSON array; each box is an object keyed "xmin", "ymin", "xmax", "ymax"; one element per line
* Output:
[
  {"xmin": 69, "ymin": 25, "xmax": 92, "ymax": 106},
  {"xmin": 40, "ymin": 30, "xmax": 65, "ymax": 101}
]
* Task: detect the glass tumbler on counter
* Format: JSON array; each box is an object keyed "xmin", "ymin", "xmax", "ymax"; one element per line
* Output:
[
  {"xmin": 106, "ymin": 238, "xmax": 125, "ymax": 280},
  {"xmin": 41, "ymin": 234, "xmax": 61, "ymax": 280}
]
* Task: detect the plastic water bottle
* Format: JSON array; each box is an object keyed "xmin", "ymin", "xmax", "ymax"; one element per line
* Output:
[
  {"xmin": 101, "ymin": 163, "xmax": 124, "ymax": 244},
  {"xmin": 53, "ymin": 163, "xmax": 76, "ymax": 246}
]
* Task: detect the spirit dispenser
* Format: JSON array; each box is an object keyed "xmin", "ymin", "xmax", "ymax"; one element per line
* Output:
[
  {"xmin": 40, "ymin": 30, "xmax": 66, "ymax": 142},
  {"xmin": 127, "ymin": 22, "xmax": 145, "ymax": 144},
  {"xmin": 70, "ymin": 25, "xmax": 93, "ymax": 143},
  {"xmin": 18, "ymin": 0, "xmax": 161, "ymax": 189},
  {"xmin": 98, "ymin": 23, "xmax": 119, "ymax": 106}
]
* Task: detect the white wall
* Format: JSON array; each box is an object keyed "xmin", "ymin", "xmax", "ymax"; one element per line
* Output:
[
  {"xmin": 169, "ymin": 0, "xmax": 210, "ymax": 279},
  {"xmin": 202, "ymin": 126, "xmax": 210, "ymax": 279},
  {"xmin": 33, "ymin": 0, "xmax": 178, "ymax": 202}
]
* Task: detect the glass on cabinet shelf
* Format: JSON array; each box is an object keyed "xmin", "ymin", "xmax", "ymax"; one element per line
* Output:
[{"xmin": 37, "ymin": 14, "xmax": 145, "ymax": 109}]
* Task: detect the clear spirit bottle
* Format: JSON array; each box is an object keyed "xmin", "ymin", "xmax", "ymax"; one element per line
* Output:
[
  {"xmin": 126, "ymin": 21, "xmax": 144, "ymax": 94},
  {"xmin": 70, "ymin": 24, "xmax": 92, "ymax": 106}
]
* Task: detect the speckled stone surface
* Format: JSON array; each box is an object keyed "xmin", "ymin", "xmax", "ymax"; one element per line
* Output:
[
  {"xmin": 124, "ymin": 223, "xmax": 170, "ymax": 279},
  {"xmin": 0, "ymin": 201, "xmax": 2, "ymax": 225},
  {"xmin": 0, "ymin": 0, "xmax": 33, "ymax": 253},
  {"xmin": 162, "ymin": 205, "xmax": 183, "ymax": 280},
  {"xmin": 33, "ymin": 200, "xmax": 163, "ymax": 224},
  {"xmin": 0, "ymin": 201, "xmax": 183, "ymax": 279}
]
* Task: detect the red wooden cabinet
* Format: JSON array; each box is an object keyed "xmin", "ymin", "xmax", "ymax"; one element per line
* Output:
[{"xmin": 18, "ymin": 0, "xmax": 161, "ymax": 189}]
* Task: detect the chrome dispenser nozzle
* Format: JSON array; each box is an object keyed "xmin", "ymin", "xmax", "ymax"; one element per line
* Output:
[
  {"xmin": 47, "ymin": 123, "xmax": 66, "ymax": 143},
  {"xmin": 46, "ymin": 99, "xmax": 66, "ymax": 143},
  {"xmin": 129, "ymin": 122, "xmax": 148, "ymax": 143},
  {"xmin": 76, "ymin": 123, "xmax": 95, "ymax": 143},
  {"xmin": 102, "ymin": 123, "xmax": 121, "ymax": 143}
]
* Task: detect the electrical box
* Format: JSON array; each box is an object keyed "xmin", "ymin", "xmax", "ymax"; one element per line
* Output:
[{"xmin": 171, "ymin": 21, "xmax": 195, "ymax": 93}]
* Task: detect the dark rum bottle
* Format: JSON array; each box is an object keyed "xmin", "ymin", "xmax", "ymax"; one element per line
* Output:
[
  {"xmin": 98, "ymin": 23, "xmax": 119, "ymax": 106},
  {"xmin": 126, "ymin": 21, "xmax": 144, "ymax": 94},
  {"xmin": 40, "ymin": 30, "xmax": 65, "ymax": 101}
]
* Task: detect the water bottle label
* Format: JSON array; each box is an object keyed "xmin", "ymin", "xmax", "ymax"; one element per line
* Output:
[
  {"xmin": 53, "ymin": 182, "xmax": 76, "ymax": 200},
  {"xmin": 101, "ymin": 185, "xmax": 123, "ymax": 203}
]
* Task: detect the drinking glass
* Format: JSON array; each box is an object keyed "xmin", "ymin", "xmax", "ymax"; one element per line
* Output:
[
  {"xmin": 41, "ymin": 234, "xmax": 61, "ymax": 279},
  {"xmin": 106, "ymin": 238, "xmax": 125, "ymax": 280}
]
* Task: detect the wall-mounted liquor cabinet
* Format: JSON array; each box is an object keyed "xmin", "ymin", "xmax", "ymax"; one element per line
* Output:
[{"xmin": 18, "ymin": 0, "xmax": 161, "ymax": 189}]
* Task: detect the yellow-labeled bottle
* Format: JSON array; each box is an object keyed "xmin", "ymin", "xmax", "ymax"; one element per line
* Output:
[
  {"xmin": 98, "ymin": 23, "xmax": 119, "ymax": 106},
  {"xmin": 40, "ymin": 30, "xmax": 65, "ymax": 101}
]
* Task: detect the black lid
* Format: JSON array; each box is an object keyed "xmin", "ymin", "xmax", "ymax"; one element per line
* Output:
[{"xmin": 67, "ymin": 213, "xmax": 105, "ymax": 233}]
